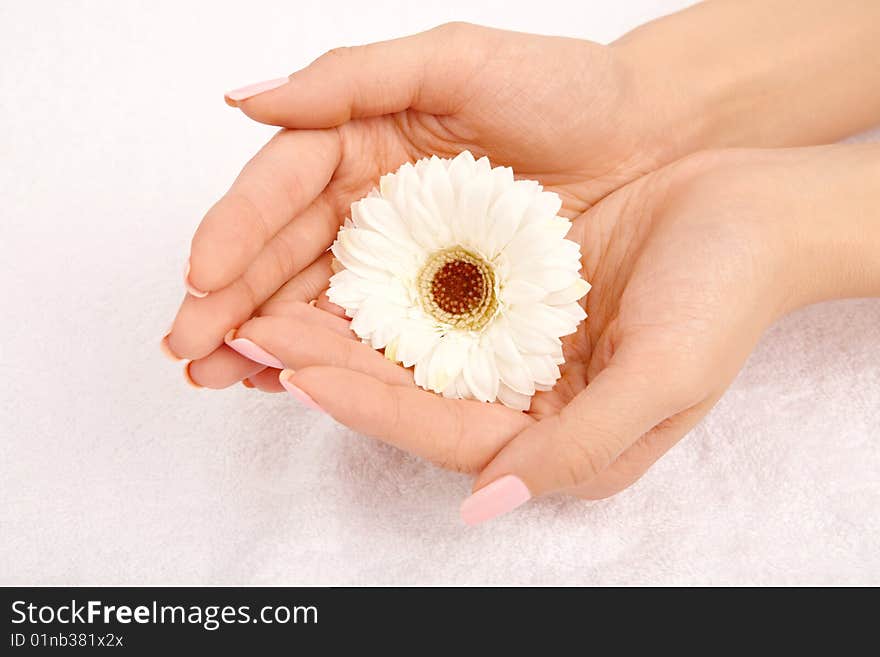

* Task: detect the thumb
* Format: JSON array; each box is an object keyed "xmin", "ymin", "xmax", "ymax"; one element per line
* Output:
[
  {"xmin": 223, "ymin": 22, "xmax": 489, "ymax": 128},
  {"xmin": 460, "ymin": 348, "xmax": 702, "ymax": 525}
]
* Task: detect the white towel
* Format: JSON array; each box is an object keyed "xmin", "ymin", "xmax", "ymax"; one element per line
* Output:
[{"xmin": 1, "ymin": 0, "xmax": 877, "ymax": 585}]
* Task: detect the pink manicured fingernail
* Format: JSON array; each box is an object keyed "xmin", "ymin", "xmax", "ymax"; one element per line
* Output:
[
  {"xmin": 460, "ymin": 475, "xmax": 532, "ymax": 526},
  {"xmin": 160, "ymin": 334, "xmax": 182, "ymax": 362},
  {"xmin": 279, "ymin": 369, "xmax": 323, "ymax": 412},
  {"xmin": 183, "ymin": 260, "xmax": 208, "ymax": 298},
  {"xmin": 225, "ymin": 77, "xmax": 289, "ymax": 103},
  {"xmin": 224, "ymin": 329, "xmax": 284, "ymax": 369}
]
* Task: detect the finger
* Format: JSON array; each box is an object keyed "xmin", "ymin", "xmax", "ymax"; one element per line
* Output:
[
  {"xmin": 259, "ymin": 252, "xmax": 336, "ymax": 311},
  {"xmin": 187, "ymin": 128, "xmax": 341, "ymax": 294},
  {"xmin": 225, "ymin": 23, "xmax": 490, "ymax": 128},
  {"xmin": 187, "ymin": 345, "xmax": 267, "ymax": 389},
  {"xmin": 462, "ymin": 348, "xmax": 703, "ymax": 525},
  {"xmin": 233, "ymin": 315, "xmax": 410, "ymax": 385},
  {"xmin": 281, "ymin": 367, "xmax": 533, "ymax": 472},
  {"xmin": 169, "ymin": 198, "xmax": 340, "ymax": 359},
  {"xmin": 259, "ymin": 298, "xmax": 353, "ymax": 339},
  {"xmin": 245, "ymin": 367, "xmax": 284, "ymax": 393},
  {"xmin": 185, "ymin": 301, "xmax": 351, "ymax": 388},
  {"xmin": 256, "ymin": 257, "xmax": 351, "ymax": 336},
  {"xmin": 314, "ymin": 288, "xmax": 348, "ymax": 319}
]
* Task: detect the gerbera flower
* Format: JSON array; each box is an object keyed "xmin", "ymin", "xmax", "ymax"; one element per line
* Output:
[{"xmin": 327, "ymin": 151, "xmax": 589, "ymax": 411}]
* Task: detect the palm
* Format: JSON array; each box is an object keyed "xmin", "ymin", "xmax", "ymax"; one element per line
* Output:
[
  {"xmin": 295, "ymin": 37, "xmax": 664, "ymax": 423},
  {"xmin": 170, "ymin": 25, "xmax": 663, "ymax": 365},
  {"xmin": 389, "ymin": 154, "xmax": 775, "ymax": 490},
  {"xmin": 264, "ymin": 108, "xmax": 639, "ymax": 442},
  {"xmin": 243, "ymin": 157, "xmax": 751, "ymax": 489},
  {"xmin": 171, "ymin": 24, "xmax": 727, "ymax": 495}
]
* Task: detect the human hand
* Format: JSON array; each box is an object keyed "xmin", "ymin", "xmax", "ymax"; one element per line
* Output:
[
  {"xmin": 215, "ymin": 144, "xmax": 880, "ymax": 524},
  {"xmin": 165, "ymin": 3, "xmax": 880, "ymax": 524},
  {"xmin": 169, "ymin": 0, "xmax": 880, "ymax": 383},
  {"xmin": 458, "ymin": 143, "xmax": 880, "ymax": 521},
  {"xmin": 167, "ymin": 22, "xmax": 701, "ymax": 374}
]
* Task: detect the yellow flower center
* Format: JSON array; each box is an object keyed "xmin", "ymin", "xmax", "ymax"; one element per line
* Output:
[{"xmin": 417, "ymin": 247, "xmax": 498, "ymax": 330}]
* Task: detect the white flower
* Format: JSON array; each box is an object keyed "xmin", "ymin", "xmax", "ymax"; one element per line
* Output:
[{"xmin": 327, "ymin": 151, "xmax": 590, "ymax": 411}]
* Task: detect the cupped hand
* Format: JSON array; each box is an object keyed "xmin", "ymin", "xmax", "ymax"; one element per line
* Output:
[
  {"xmin": 205, "ymin": 147, "xmax": 837, "ymax": 524},
  {"xmin": 166, "ymin": 22, "xmax": 686, "ymax": 366}
]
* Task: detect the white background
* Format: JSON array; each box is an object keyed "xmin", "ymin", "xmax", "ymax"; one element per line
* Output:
[{"xmin": 1, "ymin": 0, "xmax": 878, "ymax": 585}]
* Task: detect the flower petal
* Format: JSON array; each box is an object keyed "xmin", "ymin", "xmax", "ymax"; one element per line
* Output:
[
  {"xmin": 522, "ymin": 190, "xmax": 563, "ymax": 226},
  {"xmin": 454, "ymin": 372, "xmax": 473, "ymax": 400},
  {"xmin": 505, "ymin": 306, "xmax": 566, "ymax": 353},
  {"xmin": 523, "ymin": 354, "xmax": 560, "ymax": 387},
  {"xmin": 350, "ymin": 296, "xmax": 405, "ymax": 348},
  {"xmin": 501, "ymin": 279, "xmax": 546, "ymax": 305},
  {"xmin": 351, "ymin": 197, "xmax": 414, "ymax": 249},
  {"xmin": 447, "ymin": 150, "xmax": 477, "ymax": 189},
  {"xmin": 543, "ymin": 278, "xmax": 591, "ymax": 305},
  {"xmin": 332, "ymin": 228, "xmax": 417, "ymax": 280},
  {"xmin": 496, "ymin": 383, "xmax": 532, "ymax": 411},
  {"xmin": 455, "ymin": 174, "xmax": 494, "ymax": 250},
  {"xmin": 327, "ymin": 270, "xmax": 411, "ymax": 311},
  {"xmin": 508, "ymin": 263, "xmax": 581, "ymax": 294},
  {"xmin": 554, "ymin": 301, "xmax": 588, "ymax": 326},
  {"xmin": 462, "ymin": 343, "xmax": 500, "ymax": 403},
  {"xmin": 395, "ymin": 318, "xmax": 442, "ymax": 368},
  {"xmin": 495, "ymin": 354, "xmax": 535, "ymax": 396},
  {"xmin": 420, "ymin": 156, "xmax": 456, "ymax": 227},
  {"xmin": 489, "ymin": 164, "xmax": 515, "ymax": 202},
  {"xmin": 485, "ymin": 180, "xmax": 540, "ymax": 258},
  {"xmin": 424, "ymin": 333, "xmax": 470, "ymax": 393},
  {"xmin": 503, "ymin": 217, "xmax": 573, "ymax": 265}
]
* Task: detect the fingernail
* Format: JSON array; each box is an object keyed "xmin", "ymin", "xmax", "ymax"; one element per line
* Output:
[
  {"xmin": 183, "ymin": 361, "xmax": 203, "ymax": 389},
  {"xmin": 242, "ymin": 378, "xmax": 255, "ymax": 389},
  {"xmin": 160, "ymin": 334, "xmax": 182, "ymax": 362},
  {"xmin": 224, "ymin": 77, "xmax": 289, "ymax": 104},
  {"xmin": 279, "ymin": 369, "xmax": 323, "ymax": 412},
  {"xmin": 183, "ymin": 260, "xmax": 208, "ymax": 298},
  {"xmin": 460, "ymin": 475, "xmax": 532, "ymax": 526},
  {"xmin": 224, "ymin": 329, "xmax": 285, "ymax": 369}
]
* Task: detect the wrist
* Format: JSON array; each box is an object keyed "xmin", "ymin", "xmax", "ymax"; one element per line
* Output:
[
  {"xmin": 608, "ymin": 24, "xmax": 731, "ymax": 166},
  {"xmin": 662, "ymin": 146, "xmax": 880, "ymax": 319},
  {"xmin": 781, "ymin": 145, "xmax": 880, "ymax": 310},
  {"xmin": 610, "ymin": 0, "xmax": 880, "ymax": 162}
]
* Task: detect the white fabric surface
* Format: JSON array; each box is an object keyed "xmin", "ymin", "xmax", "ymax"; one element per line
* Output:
[{"xmin": 1, "ymin": 0, "xmax": 878, "ymax": 585}]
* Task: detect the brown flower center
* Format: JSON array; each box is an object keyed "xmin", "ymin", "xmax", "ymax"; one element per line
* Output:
[
  {"xmin": 431, "ymin": 260, "xmax": 484, "ymax": 315},
  {"xmin": 418, "ymin": 247, "xmax": 497, "ymax": 330}
]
